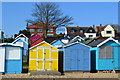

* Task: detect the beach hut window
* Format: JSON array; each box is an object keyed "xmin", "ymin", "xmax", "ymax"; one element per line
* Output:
[
  {"xmin": 99, "ymin": 46, "xmax": 112, "ymax": 59},
  {"xmin": 6, "ymin": 47, "xmax": 20, "ymax": 60}
]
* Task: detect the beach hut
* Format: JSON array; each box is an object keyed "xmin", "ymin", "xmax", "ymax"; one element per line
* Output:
[
  {"xmin": 0, "ymin": 43, "xmax": 23, "ymax": 74},
  {"xmin": 30, "ymin": 39, "xmax": 43, "ymax": 47},
  {"xmin": 51, "ymin": 35, "xmax": 71, "ymax": 48},
  {"xmin": 30, "ymin": 34, "xmax": 42, "ymax": 44},
  {"xmin": 89, "ymin": 37, "xmax": 120, "ymax": 72},
  {"xmin": 12, "ymin": 34, "xmax": 28, "ymax": 56},
  {"xmin": 60, "ymin": 41, "xmax": 91, "ymax": 71},
  {"xmin": 15, "ymin": 34, "xmax": 28, "ymax": 43},
  {"xmin": 29, "ymin": 41, "xmax": 58, "ymax": 71}
]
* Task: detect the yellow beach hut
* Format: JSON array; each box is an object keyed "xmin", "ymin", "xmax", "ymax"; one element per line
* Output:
[{"xmin": 29, "ymin": 41, "xmax": 58, "ymax": 71}]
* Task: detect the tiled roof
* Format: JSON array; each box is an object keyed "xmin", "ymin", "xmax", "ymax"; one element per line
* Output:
[
  {"xmin": 96, "ymin": 24, "xmax": 116, "ymax": 32},
  {"xmin": 27, "ymin": 22, "xmax": 55, "ymax": 28}
]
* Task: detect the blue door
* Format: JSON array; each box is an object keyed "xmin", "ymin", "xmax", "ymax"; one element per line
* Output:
[
  {"xmin": 70, "ymin": 49, "xmax": 78, "ymax": 71},
  {"xmin": 77, "ymin": 49, "xmax": 83, "ymax": 71}
]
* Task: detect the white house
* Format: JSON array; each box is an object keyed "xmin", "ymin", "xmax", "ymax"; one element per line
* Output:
[
  {"xmin": 84, "ymin": 27, "xmax": 96, "ymax": 38},
  {"xmin": 101, "ymin": 25, "xmax": 115, "ymax": 37}
]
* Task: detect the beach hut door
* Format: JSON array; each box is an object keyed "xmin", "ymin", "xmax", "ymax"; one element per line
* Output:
[
  {"xmin": 0, "ymin": 47, "xmax": 5, "ymax": 72},
  {"xmin": 37, "ymin": 47, "xmax": 51, "ymax": 71}
]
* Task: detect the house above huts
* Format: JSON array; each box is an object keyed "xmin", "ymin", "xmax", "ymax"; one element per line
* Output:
[
  {"xmin": 96, "ymin": 24, "xmax": 116, "ymax": 37},
  {"xmin": 26, "ymin": 22, "xmax": 56, "ymax": 37},
  {"xmin": 66, "ymin": 26, "xmax": 96, "ymax": 38}
]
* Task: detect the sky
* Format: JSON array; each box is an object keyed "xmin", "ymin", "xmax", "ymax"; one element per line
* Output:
[{"xmin": 2, "ymin": 2, "xmax": 118, "ymax": 37}]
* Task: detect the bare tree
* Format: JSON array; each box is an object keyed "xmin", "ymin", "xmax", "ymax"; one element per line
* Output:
[{"xmin": 26, "ymin": 2, "xmax": 73, "ymax": 38}]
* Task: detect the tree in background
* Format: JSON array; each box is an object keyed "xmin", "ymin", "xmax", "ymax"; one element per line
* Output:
[
  {"xmin": 14, "ymin": 29, "xmax": 31, "ymax": 38},
  {"xmin": 26, "ymin": 2, "xmax": 73, "ymax": 38}
]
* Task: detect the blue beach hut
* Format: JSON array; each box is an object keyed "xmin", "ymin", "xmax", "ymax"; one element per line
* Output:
[
  {"xmin": 0, "ymin": 43, "xmax": 23, "ymax": 74},
  {"xmin": 60, "ymin": 41, "xmax": 91, "ymax": 71},
  {"xmin": 89, "ymin": 37, "xmax": 120, "ymax": 72},
  {"xmin": 12, "ymin": 34, "xmax": 28, "ymax": 56}
]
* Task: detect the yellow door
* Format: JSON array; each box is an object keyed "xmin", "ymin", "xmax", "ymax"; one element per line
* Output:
[
  {"xmin": 44, "ymin": 49, "xmax": 51, "ymax": 71},
  {"xmin": 37, "ymin": 47, "xmax": 52, "ymax": 71}
]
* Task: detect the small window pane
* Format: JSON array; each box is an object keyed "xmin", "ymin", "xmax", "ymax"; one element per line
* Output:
[
  {"xmin": 37, "ymin": 29, "xmax": 42, "ymax": 32},
  {"xmin": 30, "ymin": 29, "xmax": 34, "ymax": 32},
  {"xmin": 79, "ymin": 30, "xmax": 83, "ymax": 32},
  {"xmin": 89, "ymin": 30, "xmax": 93, "ymax": 32},
  {"xmin": 99, "ymin": 46, "xmax": 112, "ymax": 59},
  {"xmin": 48, "ymin": 28, "xmax": 53, "ymax": 32},
  {"xmin": 106, "ymin": 31, "xmax": 112, "ymax": 34},
  {"xmin": 89, "ymin": 35, "xmax": 93, "ymax": 37},
  {"xmin": 6, "ymin": 47, "xmax": 20, "ymax": 60},
  {"xmin": 71, "ymin": 30, "xmax": 74, "ymax": 33}
]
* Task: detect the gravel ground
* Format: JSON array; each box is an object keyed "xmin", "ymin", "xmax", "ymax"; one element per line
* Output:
[{"xmin": 0, "ymin": 73, "xmax": 119, "ymax": 78}]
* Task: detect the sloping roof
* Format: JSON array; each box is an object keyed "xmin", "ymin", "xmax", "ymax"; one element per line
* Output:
[
  {"xmin": 15, "ymin": 34, "xmax": 28, "ymax": 40},
  {"xmin": 96, "ymin": 24, "xmax": 116, "ymax": 32},
  {"xmin": 63, "ymin": 41, "xmax": 91, "ymax": 48},
  {"xmin": 85, "ymin": 27, "xmax": 96, "ymax": 33},
  {"xmin": 29, "ymin": 41, "xmax": 58, "ymax": 50},
  {"xmin": 66, "ymin": 26, "xmax": 96, "ymax": 37},
  {"xmin": 30, "ymin": 33, "xmax": 42, "ymax": 39},
  {"xmin": 97, "ymin": 37, "xmax": 120, "ymax": 47},
  {"xmin": 59, "ymin": 35, "xmax": 71, "ymax": 41},
  {"xmin": 88, "ymin": 37, "xmax": 120, "ymax": 47},
  {"xmin": 50, "ymin": 35, "xmax": 70, "ymax": 44},
  {"xmin": 12, "ymin": 37, "xmax": 28, "ymax": 44},
  {"xmin": 68, "ymin": 36, "xmax": 84, "ymax": 44},
  {"xmin": 88, "ymin": 39, "xmax": 105, "ymax": 47},
  {"xmin": 30, "ymin": 39, "xmax": 43, "ymax": 47},
  {"xmin": 0, "ymin": 43, "xmax": 23, "ymax": 47},
  {"xmin": 27, "ymin": 22, "xmax": 55, "ymax": 29}
]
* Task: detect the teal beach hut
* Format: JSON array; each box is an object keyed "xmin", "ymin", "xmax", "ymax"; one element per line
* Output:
[{"xmin": 89, "ymin": 37, "xmax": 120, "ymax": 72}]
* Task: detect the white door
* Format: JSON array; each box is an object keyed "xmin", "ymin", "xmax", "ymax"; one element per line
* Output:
[{"xmin": 0, "ymin": 47, "xmax": 5, "ymax": 72}]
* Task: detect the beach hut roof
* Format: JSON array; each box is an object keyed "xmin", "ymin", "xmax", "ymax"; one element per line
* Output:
[
  {"xmin": 12, "ymin": 37, "xmax": 28, "ymax": 44},
  {"xmin": 63, "ymin": 41, "xmax": 91, "ymax": 48},
  {"xmin": 29, "ymin": 41, "xmax": 58, "ymax": 50},
  {"xmin": 0, "ymin": 43, "xmax": 23, "ymax": 47},
  {"xmin": 88, "ymin": 37, "xmax": 120, "ymax": 47},
  {"xmin": 97, "ymin": 37, "xmax": 120, "ymax": 47},
  {"xmin": 15, "ymin": 34, "xmax": 28, "ymax": 40}
]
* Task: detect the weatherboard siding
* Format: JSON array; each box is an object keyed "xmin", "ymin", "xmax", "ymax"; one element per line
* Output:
[
  {"xmin": 90, "ymin": 40, "xmax": 120, "ymax": 71},
  {"xmin": 63, "ymin": 43, "xmax": 91, "ymax": 71}
]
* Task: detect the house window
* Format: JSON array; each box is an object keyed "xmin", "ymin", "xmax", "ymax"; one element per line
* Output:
[
  {"xmin": 30, "ymin": 29, "xmax": 35, "ymax": 32},
  {"xmin": 106, "ymin": 31, "xmax": 112, "ymax": 34},
  {"xmin": 89, "ymin": 35, "xmax": 93, "ymax": 37},
  {"xmin": 79, "ymin": 29, "xmax": 83, "ymax": 32},
  {"xmin": 70, "ymin": 28, "xmax": 75, "ymax": 33},
  {"xmin": 89, "ymin": 30, "xmax": 93, "ymax": 32},
  {"xmin": 48, "ymin": 28, "xmax": 53, "ymax": 32},
  {"xmin": 37, "ymin": 29, "xmax": 42, "ymax": 32},
  {"xmin": 99, "ymin": 46, "xmax": 112, "ymax": 59}
]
